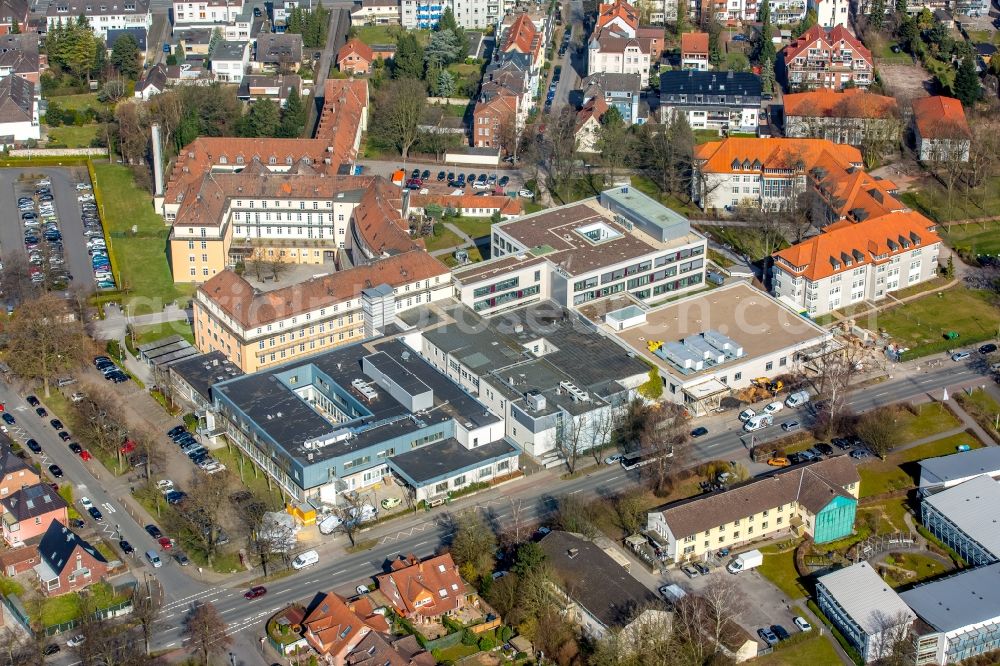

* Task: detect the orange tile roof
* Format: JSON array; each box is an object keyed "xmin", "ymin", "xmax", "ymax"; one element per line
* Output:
[
  {"xmin": 197, "ymin": 250, "xmax": 448, "ymax": 329},
  {"xmin": 576, "ymin": 95, "xmax": 609, "ymax": 131},
  {"xmin": 811, "ymin": 156, "xmax": 902, "ymax": 221},
  {"xmin": 315, "ymin": 78, "xmax": 369, "ymax": 159},
  {"xmin": 502, "ymin": 14, "xmax": 539, "ymax": 55},
  {"xmin": 784, "ymin": 25, "xmax": 872, "ymax": 65},
  {"xmin": 354, "ymin": 178, "xmax": 422, "ymax": 257},
  {"xmin": 911, "ymin": 95, "xmax": 971, "ymax": 140},
  {"xmin": 375, "ymin": 553, "xmax": 467, "ymax": 619},
  {"xmin": 783, "ymin": 88, "xmax": 897, "ymax": 119},
  {"xmin": 337, "ymin": 38, "xmax": 373, "ymax": 66},
  {"xmin": 694, "ymin": 137, "xmax": 863, "ymax": 174},
  {"xmin": 302, "ymin": 591, "xmax": 387, "ymax": 658},
  {"xmin": 773, "ymin": 211, "xmax": 940, "ymax": 281},
  {"xmin": 596, "ymin": 0, "xmax": 638, "ymax": 31},
  {"xmin": 681, "ymin": 31, "xmax": 709, "ymax": 55}
]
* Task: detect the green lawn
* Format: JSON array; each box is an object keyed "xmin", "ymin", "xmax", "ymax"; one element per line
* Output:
[
  {"xmin": 422, "ymin": 223, "xmax": 464, "ymax": 252},
  {"xmin": 212, "ymin": 446, "xmax": 286, "ymax": 509},
  {"xmin": 954, "ymin": 389, "xmax": 1000, "ymax": 442},
  {"xmin": 694, "ymin": 129, "xmax": 723, "ymax": 144},
  {"xmin": 901, "ymin": 175, "xmax": 1000, "ymax": 223},
  {"xmin": 887, "ymin": 276, "xmax": 950, "ymax": 300},
  {"xmin": 876, "ymin": 287, "xmax": 1000, "ymax": 354},
  {"xmin": 871, "ymin": 40, "xmax": 912, "ymax": 64},
  {"xmin": 859, "ymin": 432, "xmax": 983, "ymax": 497},
  {"xmin": 895, "ymin": 403, "xmax": 960, "ymax": 443},
  {"xmin": 132, "ymin": 320, "xmax": 195, "ymax": 346},
  {"xmin": 57, "ymin": 484, "xmax": 82, "ymax": 520},
  {"xmin": 629, "ymin": 175, "xmax": 701, "ymax": 217},
  {"xmin": 0, "ymin": 577, "xmax": 23, "ymax": 597},
  {"xmin": 46, "ymin": 124, "xmax": 102, "ymax": 148},
  {"xmin": 882, "ymin": 552, "xmax": 950, "ymax": 588},
  {"xmin": 754, "ymin": 634, "xmax": 843, "ymax": 665},
  {"xmin": 861, "ymin": 497, "xmax": 911, "ymax": 534},
  {"xmin": 48, "ymin": 93, "xmax": 103, "ymax": 112},
  {"xmin": 434, "ymin": 643, "xmax": 480, "ymax": 661},
  {"xmin": 449, "ymin": 216, "xmax": 494, "ymax": 240},
  {"xmin": 354, "ymin": 25, "xmax": 430, "ymax": 46},
  {"xmin": 92, "ymin": 164, "xmax": 196, "ymax": 315},
  {"xmin": 942, "ymin": 219, "xmax": 1000, "ymax": 257},
  {"xmin": 707, "ymin": 249, "xmax": 733, "ymax": 269},
  {"xmin": 759, "ymin": 543, "xmax": 807, "ymax": 599}
]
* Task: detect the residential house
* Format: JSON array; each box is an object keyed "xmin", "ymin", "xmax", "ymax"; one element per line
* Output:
[
  {"xmin": 813, "ymin": 0, "xmax": 851, "ymax": 27},
  {"xmin": 783, "ymin": 88, "xmax": 899, "ymax": 147},
  {"xmin": 0, "ymin": 72, "xmax": 38, "ymax": 142},
  {"xmin": 254, "ymin": 32, "xmax": 302, "ymax": 73},
  {"xmin": 646, "ymin": 457, "xmax": 860, "ymax": 561},
  {"xmin": 0, "ymin": 541, "xmax": 40, "ymax": 576},
  {"xmin": 407, "ymin": 193, "xmax": 523, "ymax": 220},
  {"xmin": 581, "ymin": 72, "xmax": 642, "ymax": 124},
  {"xmin": 171, "ymin": 0, "xmax": 244, "ymax": 29},
  {"xmin": 0, "ymin": 444, "xmax": 39, "ymax": 497},
  {"xmin": 681, "ymin": 31, "xmax": 710, "ymax": 70},
  {"xmin": 210, "ymin": 40, "xmax": 249, "ymax": 82},
  {"xmin": 771, "ymin": 212, "xmax": 941, "ymax": 316},
  {"xmin": 816, "ymin": 562, "xmax": 915, "ymax": 663},
  {"xmin": 538, "ymin": 531, "xmax": 663, "ymax": 639},
  {"xmin": 301, "ymin": 591, "xmax": 391, "ymax": 663},
  {"xmin": 164, "ymin": 62, "xmax": 214, "ymax": 84},
  {"xmin": 337, "ymin": 38, "xmax": 374, "ymax": 74},
  {"xmin": 178, "ymin": 27, "xmax": 213, "ymax": 55},
  {"xmin": 1, "ymin": 483, "xmax": 69, "ymax": 547},
  {"xmin": 236, "ymin": 73, "xmax": 301, "ymax": 106},
  {"xmin": 135, "ymin": 62, "xmax": 167, "ymax": 99},
  {"xmin": 782, "ymin": 25, "xmax": 874, "ymax": 91},
  {"xmin": 46, "ymin": 0, "xmax": 153, "ymax": 39},
  {"xmin": 587, "ymin": 0, "xmax": 663, "ymax": 87},
  {"xmin": 0, "ymin": 0, "xmax": 28, "ymax": 35},
  {"xmin": 33, "ymin": 520, "xmax": 110, "ymax": 596},
  {"xmin": 400, "ymin": 0, "xmax": 507, "ymax": 29},
  {"xmin": 911, "ymin": 95, "xmax": 971, "ymax": 163},
  {"xmin": 0, "ymin": 33, "xmax": 43, "ymax": 84},
  {"xmin": 105, "ymin": 26, "xmax": 147, "ymax": 52},
  {"xmin": 576, "ymin": 95, "xmax": 608, "ymax": 153},
  {"xmin": 375, "ymin": 554, "xmax": 468, "ymax": 624},
  {"xmin": 659, "ymin": 70, "xmax": 761, "ymax": 134},
  {"xmin": 471, "ymin": 75, "xmax": 520, "ymax": 150},
  {"xmin": 349, "ymin": 0, "xmax": 401, "ymax": 25}
]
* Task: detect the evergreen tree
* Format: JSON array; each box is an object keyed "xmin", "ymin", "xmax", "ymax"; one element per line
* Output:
[
  {"xmin": 436, "ymin": 69, "xmax": 455, "ymax": 97},
  {"xmin": 709, "ymin": 30, "xmax": 721, "ymax": 66},
  {"xmin": 869, "ymin": 0, "xmax": 885, "ymax": 32},
  {"xmin": 279, "ymin": 88, "xmax": 306, "ymax": 137},
  {"xmin": 242, "ymin": 98, "xmax": 281, "ymax": 137},
  {"xmin": 895, "ymin": 0, "xmax": 907, "ymax": 15},
  {"xmin": 758, "ymin": 0, "xmax": 776, "ymax": 63},
  {"xmin": 425, "ymin": 29, "xmax": 462, "ymax": 68},
  {"xmin": 110, "ymin": 33, "xmax": 141, "ymax": 80},
  {"xmin": 394, "ymin": 33, "xmax": 425, "ymax": 79},
  {"xmin": 760, "ymin": 56, "xmax": 775, "ymax": 94},
  {"xmin": 953, "ymin": 54, "xmax": 982, "ymax": 107},
  {"xmin": 438, "ymin": 7, "xmax": 459, "ymax": 32},
  {"xmin": 10, "ymin": 17, "xmax": 19, "ymax": 33}
]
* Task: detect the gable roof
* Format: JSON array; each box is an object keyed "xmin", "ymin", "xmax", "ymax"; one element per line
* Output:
[
  {"xmin": 784, "ymin": 24, "xmax": 871, "ymax": 65},
  {"xmin": 773, "ymin": 211, "xmax": 939, "ymax": 281},
  {"xmin": 198, "ymin": 250, "xmax": 447, "ymax": 329},
  {"xmin": 596, "ymin": 0, "xmax": 639, "ymax": 31},
  {"xmin": 0, "ymin": 33, "xmax": 39, "ymax": 75},
  {"xmin": 783, "ymin": 88, "xmax": 897, "ymax": 120},
  {"xmin": 680, "ymin": 31, "xmax": 709, "ymax": 54},
  {"xmin": 136, "ymin": 63, "xmax": 167, "ymax": 93},
  {"xmin": 1, "ymin": 483, "xmax": 67, "ymax": 521},
  {"xmin": 694, "ymin": 137, "xmax": 863, "ymax": 174},
  {"xmin": 302, "ymin": 591, "xmax": 373, "ymax": 656},
  {"xmin": 0, "ymin": 72, "xmax": 33, "ymax": 124},
  {"xmin": 338, "ymin": 38, "xmax": 373, "ymax": 65},
  {"xmin": 0, "ymin": 443, "xmax": 34, "ymax": 478},
  {"xmin": 653, "ymin": 457, "xmax": 860, "ymax": 539},
  {"xmin": 0, "ymin": 0, "xmax": 29, "ymax": 24},
  {"xmin": 375, "ymin": 553, "xmax": 467, "ymax": 617},
  {"xmin": 660, "ymin": 70, "xmax": 762, "ymax": 98},
  {"xmin": 576, "ymin": 95, "xmax": 609, "ymax": 132},
  {"xmin": 37, "ymin": 520, "xmax": 107, "ymax": 576},
  {"xmin": 255, "ymin": 32, "xmax": 302, "ymax": 64},
  {"xmin": 539, "ymin": 530, "xmax": 659, "ymax": 628},
  {"xmin": 582, "ymin": 71, "xmax": 642, "ymax": 96},
  {"xmin": 911, "ymin": 95, "xmax": 971, "ymax": 141},
  {"xmin": 501, "ymin": 14, "xmax": 539, "ymax": 55}
]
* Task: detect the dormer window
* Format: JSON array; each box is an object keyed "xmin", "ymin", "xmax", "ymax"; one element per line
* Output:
[
  {"xmin": 219, "ymin": 156, "xmax": 228, "ymax": 165},
  {"xmin": 236, "ymin": 155, "xmax": 244, "ymax": 164},
  {"xmin": 731, "ymin": 158, "xmax": 740, "ymax": 170},
  {"xmin": 268, "ymin": 156, "xmax": 277, "ymax": 165},
  {"xmin": 438, "ymin": 588, "xmax": 448, "ymax": 597},
  {"xmin": 742, "ymin": 159, "xmax": 751, "ymax": 170}
]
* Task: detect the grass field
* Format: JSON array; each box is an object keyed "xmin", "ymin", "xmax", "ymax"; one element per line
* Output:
[
  {"xmin": 422, "ymin": 223, "xmax": 464, "ymax": 252},
  {"xmin": 354, "ymin": 25, "xmax": 430, "ymax": 46},
  {"xmin": 694, "ymin": 129, "xmax": 723, "ymax": 144},
  {"xmin": 755, "ymin": 634, "xmax": 842, "ymax": 665},
  {"xmin": 895, "ymin": 403, "xmax": 960, "ymax": 443},
  {"xmin": 132, "ymin": 320, "xmax": 195, "ymax": 346},
  {"xmin": 46, "ymin": 124, "xmax": 102, "ymax": 148},
  {"xmin": 48, "ymin": 93, "xmax": 103, "ymax": 112},
  {"xmin": 881, "ymin": 551, "xmax": 951, "ymax": 587},
  {"xmin": 954, "ymin": 388, "xmax": 1000, "ymax": 442},
  {"xmin": 941, "ymin": 219, "xmax": 1000, "ymax": 257},
  {"xmin": 449, "ymin": 216, "xmax": 493, "ymax": 240},
  {"xmin": 630, "ymin": 175, "xmax": 702, "ymax": 217},
  {"xmin": 901, "ymin": 175, "xmax": 1000, "ymax": 223},
  {"xmin": 92, "ymin": 164, "xmax": 196, "ymax": 315},
  {"xmin": 875, "ymin": 287, "xmax": 1000, "ymax": 352},
  {"xmin": 859, "ymin": 432, "xmax": 982, "ymax": 497},
  {"xmin": 759, "ymin": 542, "xmax": 807, "ymax": 599}
]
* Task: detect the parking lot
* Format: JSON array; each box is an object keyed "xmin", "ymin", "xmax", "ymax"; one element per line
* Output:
[
  {"xmin": 0, "ymin": 167, "xmax": 107, "ymax": 303},
  {"xmin": 357, "ymin": 160, "xmax": 528, "ymax": 196}
]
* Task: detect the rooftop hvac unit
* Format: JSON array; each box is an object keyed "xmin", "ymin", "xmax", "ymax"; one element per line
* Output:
[
  {"xmin": 351, "ymin": 378, "xmax": 378, "ymax": 402},
  {"xmin": 683, "ymin": 336, "xmax": 726, "ymax": 364},
  {"xmin": 558, "ymin": 381, "xmax": 590, "ymax": 403},
  {"xmin": 663, "ymin": 341, "xmax": 705, "ymax": 371},
  {"xmin": 702, "ymin": 330, "xmax": 744, "ymax": 358},
  {"xmin": 525, "ymin": 389, "xmax": 546, "ymax": 411}
]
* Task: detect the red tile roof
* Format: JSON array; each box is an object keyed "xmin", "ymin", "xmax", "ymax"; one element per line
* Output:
[
  {"xmin": 784, "ymin": 25, "xmax": 872, "ymax": 65},
  {"xmin": 337, "ymin": 38, "xmax": 373, "ymax": 66},
  {"xmin": 596, "ymin": 0, "xmax": 638, "ymax": 31},
  {"xmin": 314, "ymin": 78, "xmax": 369, "ymax": 160},
  {"xmin": 302, "ymin": 591, "xmax": 383, "ymax": 657},
  {"xmin": 375, "ymin": 553, "xmax": 467, "ymax": 619},
  {"xmin": 681, "ymin": 31, "xmax": 709, "ymax": 55},
  {"xmin": 410, "ymin": 193, "xmax": 523, "ymax": 216},
  {"xmin": 197, "ymin": 250, "xmax": 448, "ymax": 329},
  {"xmin": 911, "ymin": 95, "xmax": 972, "ymax": 140},
  {"xmin": 783, "ymin": 88, "xmax": 897, "ymax": 119},
  {"xmin": 502, "ymin": 14, "xmax": 539, "ymax": 55},
  {"xmin": 576, "ymin": 95, "xmax": 609, "ymax": 131},
  {"xmin": 774, "ymin": 211, "xmax": 939, "ymax": 281}
]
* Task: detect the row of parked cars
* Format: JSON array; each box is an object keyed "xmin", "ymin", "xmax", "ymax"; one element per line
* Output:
[
  {"xmin": 78, "ymin": 183, "xmax": 116, "ymax": 290},
  {"xmin": 94, "ymin": 354, "xmax": 129, "ymax": 383},
  {"xmin": 166, "ymin": 424, "xmax": 225, "ymax": 474},
  {"xmin": 757, "ymin": 617, "xmax": 813, "ymax": 647},
  {"xmin": 18, "ymin": 179, "xmax": 71, "ymax": 289}
]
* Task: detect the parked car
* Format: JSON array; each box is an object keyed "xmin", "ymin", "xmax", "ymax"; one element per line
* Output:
[
  {"xmin": 119, "ymin": 540, "xmax": 134, "ymax": 554},
  {"xmin": 380, "ymin": 497, "xmax": 402, "ymax": 510},
  {"xmin": 59, "ymin": 431, "xmax": 72, "ymax": 441},
  {"xmin": 175, "ymin": 552, "xmax": 191, "ymax": 566},
  {"xmin": 145, "ymin": 524, "xmax": 163, "ymax": 539},
  {"xmin": 681, "ymin": 564, "xmax": 700, "ymax": 579},
  {"xmin": 831, "ymin": 437, "xmax": 851, "ymax": 450},
  {"xmin": 25, "ymin": 439, "xmax": 42, "ymax": 454},
  {"xmin": 980, "ymin": 343, "xmax": 998, "ymax": 354},
  {"xmin": 757, "ymin": 627, "xmax": 778, "ymax": 646},
  {"xmin": 50, "ymin": 419, "xmax": 63, "ymax": 430},
  {"xmin": 771, "ymin": 625, "xmax": 790, "ymax": 642},
  {"xmin": 780, "ymin": 420, "xmax": 799, "ymax": 432},
  {"xmin": 43, "ymin": 644, "xmax": 60, "ymax": 655},
  {"xmin": 793, "ymin": 616, "xmax": 812, "ymax": 632},
  {"xmin": 693, "ymin": 561, "xmax": 710, "ymax": 575},
  {"xmin": 68, "ymin": 442, "xmax": 83, "ymax": 454},
  {"xmin": 87, "ymin": 506, "xmax": 103, "ymax": 521},
  {"xmin": 691, "ymin": 426, "xmax": 709, "ymax": 437},
  {"xmin": 48, "ymin": 464, "xmax": 63, "ymax": 478},
  {"xmin": 850, "ymin": 449, "xmax": 870, "ymax": 459},
  {"xmin": 815, "ymin": 443, "xmax": 834, "ymax": 455},
  {"xmin": 66, "ymin": 635, "xmax": 85, "ymax": 648},
  {"xmin": 158, "ymin": 537, "xmax": 173, "ymax": 550},
  {"xmin": 763, "ymin": 401, "xmax": 784, "ymax": 415},
  {"xmin": 1, "ymin": 413, "xmax": 15, "ymax": 425},
  {"xmin": 35, "ymin": 407, "xmax": 48, "ymax": 417},
  {"xmin": 604, "ymin": 454, "xmax": 622, "ymax": 465},
  {"xmin": 26, "ymin": 395, "xmax": 39, "ymax": 407},
  {"xmin": 952, "ymin": 351, "xmax": 971, "ymax": 362},
  {"xmin": 767, "ymin": 457, "xmax": 790, "ymax": 467}
]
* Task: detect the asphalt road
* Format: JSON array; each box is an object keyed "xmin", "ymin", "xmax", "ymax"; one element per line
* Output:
[
  {"xmin": 0, "ymin": 167, "xmax": 96, "ymax": 299},
  {"xmin": 305, "ymin": 6, "xmax": 351, "ymax": 136},
  {"xmin": 550, "ymin": 0, "xmax": 586, "ymax": 112}
]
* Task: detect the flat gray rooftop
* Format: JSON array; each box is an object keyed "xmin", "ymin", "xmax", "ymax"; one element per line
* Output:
[
  {"xmin": 389, "ymin": 437, "xmax": 518, "ymax": 485},
  {"xmin": 901, "ymin": 562, "xmax": 1000, "ymax": 633},
  {"xmin": 920, "ymin": 447, "xmax": 1000, "ymax": 486},
  {"xmin": 817, "ymin": 562, "xmax": 914, "ymax": 634},
  {"xmin": 923, "ymin": 474, "xmax": 1000, "ymax": 559}
]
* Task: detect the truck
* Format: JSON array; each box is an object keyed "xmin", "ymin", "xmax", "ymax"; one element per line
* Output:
[
  {"xmin": 785, "ymin": 390, "xmax": 810, "ymax": 408},
  {"xmin": 726, "ymin": 549, "xmax": 763, "ymax": 574}
]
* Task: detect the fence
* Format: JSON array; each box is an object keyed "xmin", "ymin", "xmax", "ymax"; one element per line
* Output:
[
  {"xmin": 0, "ymin": 594, "xmax": 32, "ymax": 633},
  {"xmin": 9, "ymin": 148, "xmax": 108, "ymax": 157},
  {"xmin": 423, "ymin": 630, "xmax": 464, "ymax": 651},
  {"xmin": 853, "ymin": 532, "xmax": 917, "ymax": 562},
  {"xmin": 42, "ymin": 599, "xmax": 134, "ymax": 637}
]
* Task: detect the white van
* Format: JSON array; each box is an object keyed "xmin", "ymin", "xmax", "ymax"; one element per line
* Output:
[
  {"xmin": 785, "ymin": 391, "xmax": 810, "ymax": 408},
  {"xmin": 738, "ymin": 408, "xmax": 756, "ymax": 422},
  {"xmin": 743, "ymin": 414, "xmax": 773, "ymax": 432},
  {"xmin": 292, "ymin": 549, "xmax": 319, "ymax": 569},
  {"xmin": 145, "ymin": 550, "xmax": 162, "ymax": 568}
]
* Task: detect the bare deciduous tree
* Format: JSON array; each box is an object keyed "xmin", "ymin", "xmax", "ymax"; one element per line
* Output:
[
  {"xmin": 541, "ymin": 106, "xmax": 579, "ymax": 200},
  {"xmin": 868, "ymin": 609, "xmax": 916, "ymax": 666},
  {"xmin": 176, "ymin": 471, "xmax": 230, "ymax": 566},
  {"xmin": 183, "ymin": 602, "xmax": 231, "ymax": 665},
  {"xmin": 131, "ymin": 580, "xmax": 162, "ymax": 657},
  {"xmin": 855, "ymin": 405, "xmax": 904, "ymax": 458},
  {"xmin": 701, "ymin": 575, "xmax": 748, "ymax": 650},
  {"xmin": 5, "ymin": 293, "xmax": 88, "ymax": 397}
]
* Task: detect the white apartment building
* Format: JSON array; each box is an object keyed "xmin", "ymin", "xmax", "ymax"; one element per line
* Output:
[
  {"xmin": 210, "ymin": 40, "xmax": 249, "ymax": 83},
  {"xmin": 587, "ymin": 39, "xmax": 652, "ymax": 86},
  {"xmin": 772, "ymin": 212, "xmax": 941, "ymax": 316},
  {"xmin": 349, "ymin": 0, "xmax": 401, "ymax": 25},
  {"xmin": 811, "ymin": 0, "xmax": 850, "ymax": 27},
  {"xmin": 46, "ymin": 0, "xmax": 152, "ymax": 39},
  {"xmin": 400, "ymin": 0, "xmax": 509, "ymax": 29},
  {"xmin": 172, "ymin": 0, "xmax": 243, "ymax": 28}
]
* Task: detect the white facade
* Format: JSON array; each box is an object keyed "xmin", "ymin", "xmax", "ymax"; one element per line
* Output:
[
  {"xmin": 400, "ymin": 0, "xmax": 506, "ymax": 28},
  {"xmin": 587, "ymin": 41, "xmax": 651, "ymax": 87},
  {"xmin": 773, "ymin": 239, "xmax": 940, "ymax": 316},
  {"xmin": 663, "ymin": 105, "xmax": 758, "ymax": 134},
  {"xmin": 696, "ymin": 170, "xmax": 809, "ymax": 212},
  {"xmin": 172, "ymin": 0, "xmax": 243, "ymax": 28},
  {"xmin": 811, "ymin": 0, "xmax": 849, "ymax": 27},
  {"xmin": 916, "ymin": 134, "xmax": 971, "ymax": 163},
  {"xmin": 349, "ymin": 0, "xmax": 402, "ymax": 25},
  {"xmin": 46, "ymin": 4, "xmax": 152, "ymax": 39},
  {"xmin": 210, "ymin": 42, "xmax": 250, "ymax": 82}
]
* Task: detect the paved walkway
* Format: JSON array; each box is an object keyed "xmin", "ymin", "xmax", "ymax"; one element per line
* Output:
[{"xmin": 429, "ymin": 222, "xmax": 479, "ymax": 258}]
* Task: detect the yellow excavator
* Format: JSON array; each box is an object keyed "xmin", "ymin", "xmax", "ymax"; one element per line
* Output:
[{"xmin": 751, "ymin": 377, "xmax": 784, "ymax": 394}]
